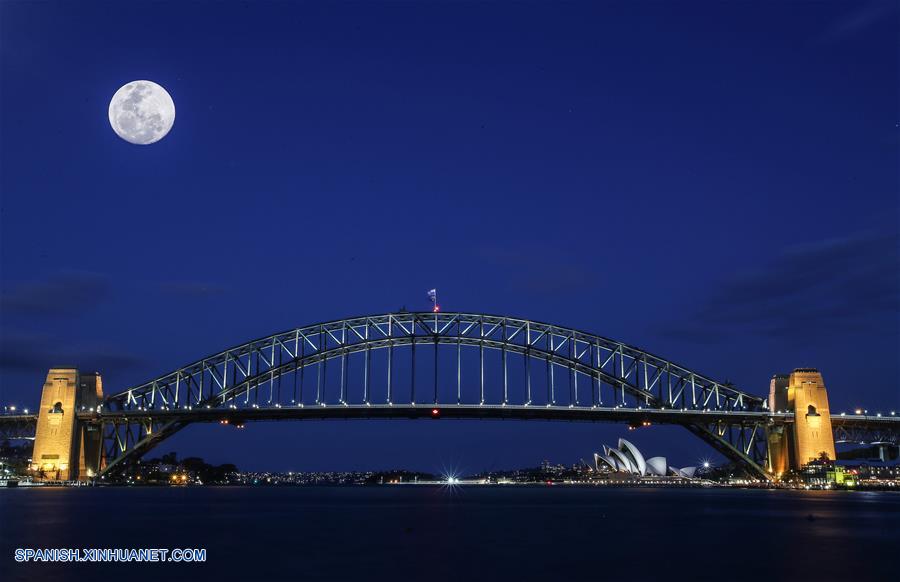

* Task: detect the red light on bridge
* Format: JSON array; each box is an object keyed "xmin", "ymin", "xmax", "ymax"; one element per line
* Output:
[{"xmin": 431, "ymin": 408, "xmax": 440, "ymax": 417}]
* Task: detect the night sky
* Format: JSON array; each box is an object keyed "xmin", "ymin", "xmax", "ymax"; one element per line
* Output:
[{"xmin": 1, "ymin": 1, "xmax": 897, "ymax": 473}]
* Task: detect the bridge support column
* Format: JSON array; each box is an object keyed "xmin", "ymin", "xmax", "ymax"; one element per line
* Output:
[
  {"xmin": 766, "ymin": 424, "xmax": 791, "ymax": 478},
  {"xmin": 30, "ymin": 369, "xmax": 104, "ymax": 481},
  {"xmin": 768, "ymin": 368, "xmax": 836, "ymax": 475},
  {"xmin": 767, "ymin": 374, "xmax": 792, "ymax": 478}
]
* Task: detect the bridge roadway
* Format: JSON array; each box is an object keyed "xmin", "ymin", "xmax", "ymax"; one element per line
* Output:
[
  {"xmin": 83, "ymin": 404, "xmax": 789, "ymax": 424},
  {"xmin": 3, "ymin": 408, "xmax": 898, "ymax": 432}
]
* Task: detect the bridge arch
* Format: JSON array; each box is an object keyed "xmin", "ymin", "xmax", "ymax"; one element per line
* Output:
[
  {"xmin": 106, "ymin": 312, "xmax": 764, "ymax": 413},
  {"xmin": 94, "ymin": 313, "xmax": 769, "ymax": 478}
]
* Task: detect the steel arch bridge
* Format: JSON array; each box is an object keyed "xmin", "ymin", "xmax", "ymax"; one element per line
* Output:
[
  {"xmin": 91, "ymin": 312, "xmax": 777, "ymax": 478},
  {"xmin": 6, "ymin": 312, "xmax": 899, "ymax": 481}
]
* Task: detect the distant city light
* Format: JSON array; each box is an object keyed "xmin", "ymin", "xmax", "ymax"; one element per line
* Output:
[{"xmin": 441, "ymin": 469, "xmax": 461, "ymax": 487}]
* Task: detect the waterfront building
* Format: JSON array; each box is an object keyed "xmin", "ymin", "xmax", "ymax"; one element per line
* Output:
[{"xmin": 593, "ymin": 439, "xmax": 696, "ymax": 479}]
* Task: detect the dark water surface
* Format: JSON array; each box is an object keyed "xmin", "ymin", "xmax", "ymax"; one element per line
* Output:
[{"xmin": 2, "ymin": 486, "xmax": 898, "ymax": 581}]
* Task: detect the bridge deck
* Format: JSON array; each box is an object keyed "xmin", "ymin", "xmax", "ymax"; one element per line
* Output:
[
  {"xmin": 84, "ymin": 405, "xmax": 790, "ymax": 425},
  {"xmin": 4, "ymin": 408, "xmax": 898, "ymax": 428},
  {"xmin": 4, "ymin": 409, "xmax": 897, "ymax": 429}
]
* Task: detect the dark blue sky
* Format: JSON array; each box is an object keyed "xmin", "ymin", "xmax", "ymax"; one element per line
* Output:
[{"xmin": 1, "ymin": 1, "xmax": 897, "ymax": 472}]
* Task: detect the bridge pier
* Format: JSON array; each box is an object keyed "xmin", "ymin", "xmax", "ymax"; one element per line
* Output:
[
  {"xmin": 767, "ymin": 368, "xmax": 836, "ymax": 478},
  {"xmin": 30, "ymin": 368, "xmax": 104, "ymax": 482}
]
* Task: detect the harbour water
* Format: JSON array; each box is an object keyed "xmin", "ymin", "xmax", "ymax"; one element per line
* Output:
[{"xmin": 2, "ymin": 486, "xmax": 898, "ymax": 581}]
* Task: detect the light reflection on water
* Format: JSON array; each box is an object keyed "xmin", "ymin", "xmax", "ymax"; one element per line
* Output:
[{"xmin": 1, "ymin": 487, "xmax": 898, "ymax": 581}]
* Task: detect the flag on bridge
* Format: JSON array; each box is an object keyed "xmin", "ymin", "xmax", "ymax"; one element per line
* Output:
[{"xmin": 427, "ymin": 289, "xmax": 439, "ymax": 312}]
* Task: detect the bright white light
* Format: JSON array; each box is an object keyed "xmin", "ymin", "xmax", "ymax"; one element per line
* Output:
[{"xmin": 441, "ymin": 466, "xmax": 463, "ymax": 488}]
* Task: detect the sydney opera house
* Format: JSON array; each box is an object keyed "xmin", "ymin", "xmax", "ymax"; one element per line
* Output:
[{"xmin": 593, "ymin": 439, "xmax": 697, "ymax": 479}]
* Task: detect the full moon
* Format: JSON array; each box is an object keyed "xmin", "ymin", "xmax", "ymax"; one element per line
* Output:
[{"xmin": 108, "ymin": 80, "xmax": 175, "ymax": 145}]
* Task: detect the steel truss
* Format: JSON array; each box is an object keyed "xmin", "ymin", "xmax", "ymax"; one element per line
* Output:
[
  {"xmin": 0, "ymin": 414, "xmax": 37, "ymax": 441},
  {"xmin": 832, "ymin": 419, "xmax": 900, "ymax": 445},
  {"xmin": 101, "ymin": 418, "xmax": 187, "ymax": 473},
  {"xmin": 94, "ymin": 313, "xmax": 772, "ymax": 478},
  {"xmin": 686, "ymin": 420, "xmax": 769, "ymax": 477},
  {"xmin": 106, "ymin": 313, "xmax": 766, "ymax": 412}
]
